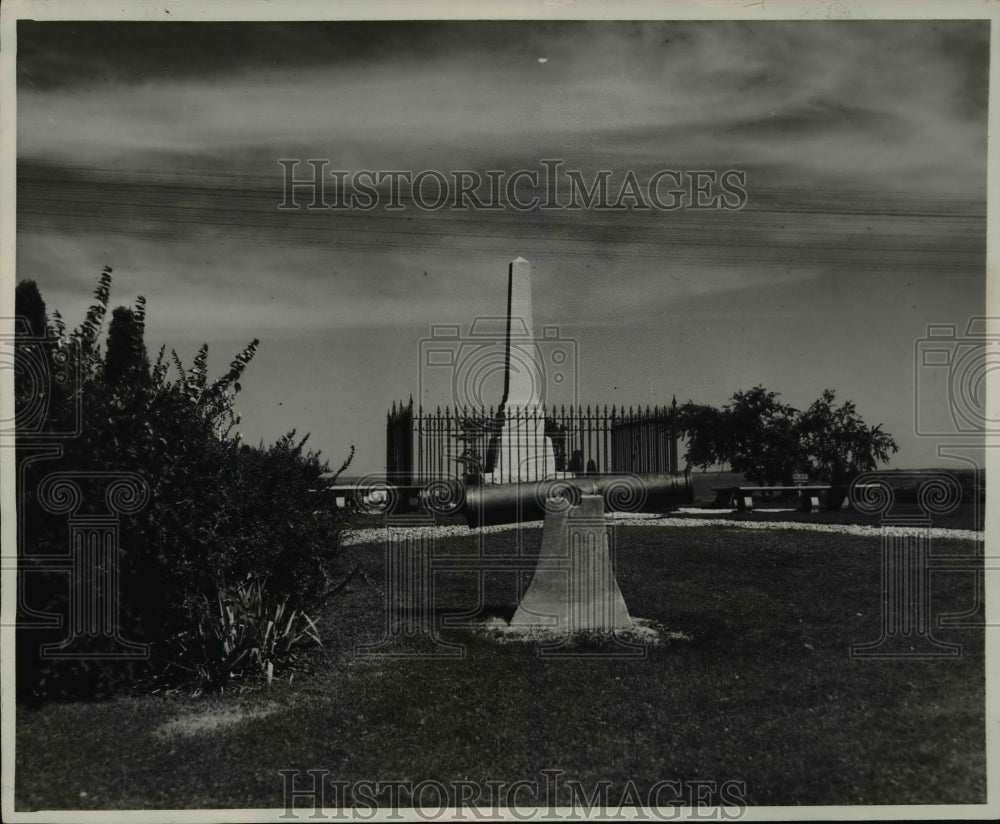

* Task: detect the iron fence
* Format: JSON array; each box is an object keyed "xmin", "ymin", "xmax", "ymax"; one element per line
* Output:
[{"xmin": 387, "ymin": 399, "xmax": 679, "ymax": 485}]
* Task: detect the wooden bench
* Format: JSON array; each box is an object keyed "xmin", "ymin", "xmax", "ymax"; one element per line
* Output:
[
  {"xmin": 711, "ymin": 485, "xmax": 831, "ymax": 513},
  {"xmin": 711, "ymin": 483, "xmax": 884, "ymax": 513}
]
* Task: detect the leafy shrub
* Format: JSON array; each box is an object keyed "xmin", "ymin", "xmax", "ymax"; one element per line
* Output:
[{"xmin": 15, "ymin": 271, "xmax": 353, "ymax": 699}]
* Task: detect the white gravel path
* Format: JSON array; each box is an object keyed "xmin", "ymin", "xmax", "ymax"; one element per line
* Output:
[{"xmin": 341, "ymin": 512, "xmax": 984, "ymax": 546}]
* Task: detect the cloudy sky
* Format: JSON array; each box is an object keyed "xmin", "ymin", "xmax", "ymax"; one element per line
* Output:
[{"xmin": 16, "ymin": 19, "xmax": 989, "ymax": 475}]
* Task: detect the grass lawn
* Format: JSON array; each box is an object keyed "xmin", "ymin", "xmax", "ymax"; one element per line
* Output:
[{"xmin": 16, "ymin": 524, "xmax": 985, "ymax": 811}]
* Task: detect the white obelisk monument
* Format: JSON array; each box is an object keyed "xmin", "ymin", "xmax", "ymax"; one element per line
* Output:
[{"xmin": 486, "ymin": 257, "xmax": 556, "ymax": 483}]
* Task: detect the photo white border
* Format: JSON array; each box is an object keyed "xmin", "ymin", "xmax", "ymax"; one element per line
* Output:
[{"xmin": 1, "ymin": 0, "xmax": 996, "ymax": 821}]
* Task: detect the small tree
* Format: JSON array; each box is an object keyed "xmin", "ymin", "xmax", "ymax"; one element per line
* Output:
[
  {"xmin": 15, "ymin": 279, "xmax": 48, "ymax": 338},
  {"xmin": 14, "ymin": 280, "xmax": 53, "ymax": 426},
  {"xmin": 676, "ymin": 402, "xmax": 726, "ymax": 471},
  {"xmin": 678, "ymin": 385, "xmax": 896, "ymax": 487},
  {"xmin": 104, "ymin": 303, "xmax": 150, "ymax": 387},
  {"xmin": 722, "ymin": 387, "xmax": 805, "ymax": 486},
  {"xmin": 678, "ymin": 387, "xmax": 806, "ymax": 485},
  {"xmin": 798, "ymin": 389, "xmax": 898, "ymax": 484}
]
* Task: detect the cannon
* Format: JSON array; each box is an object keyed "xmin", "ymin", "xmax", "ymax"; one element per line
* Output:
[{"xmin": 457, "ymin": 472, "xmax": 692, "ymax": 528}]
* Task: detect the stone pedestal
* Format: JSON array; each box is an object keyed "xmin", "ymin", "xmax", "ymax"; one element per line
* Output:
[
  {"xmin": 484, "ymin": 411, "xmax": 556, "ymax": 483},
  {"xmin": 511, "ymin": 494, "xmax": 633, "ymax": 631}
]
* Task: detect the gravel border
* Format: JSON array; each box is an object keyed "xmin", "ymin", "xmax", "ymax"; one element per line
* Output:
[{"xmin": 341, "ymin": 515, "xmax": 984, "ymax": 546}]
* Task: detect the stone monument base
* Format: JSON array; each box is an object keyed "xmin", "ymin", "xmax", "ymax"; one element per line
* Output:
[
  {"xmin": 482, "ymin": 412, "xmax": 556, "ymax": 484},
  {"xmin": 510, "ymin": 494, "xmax": 633, "ymax": 631}
]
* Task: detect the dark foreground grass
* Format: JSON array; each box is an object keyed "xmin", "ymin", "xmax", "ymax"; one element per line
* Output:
[{"xmin": 16, "ymin": 525, "xmax": 985, "ymax": 810}]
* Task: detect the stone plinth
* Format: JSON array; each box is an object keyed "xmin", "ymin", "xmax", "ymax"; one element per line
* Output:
[
  {"xmin": 484, "ymin": 411, "xmax": 556, "ymax": 484},
  {"xmin": 511, "ymin": 494, "xmax": 634, "ymax": 631}
]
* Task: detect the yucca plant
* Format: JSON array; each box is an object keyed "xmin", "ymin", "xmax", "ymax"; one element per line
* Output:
[{"xmin": 169, "ymin": 574, "xmax": 322, "ymax": 691}]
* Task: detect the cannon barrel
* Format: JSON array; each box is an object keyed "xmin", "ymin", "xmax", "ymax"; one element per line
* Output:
[{"xmin": 462, "ymin": 473, "xmax": 692, "ymax": 529}]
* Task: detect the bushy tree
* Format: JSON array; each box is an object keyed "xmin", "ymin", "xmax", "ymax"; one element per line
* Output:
[
  {"xmin": 675, "ymin": 402, "xmax": 726, "ymax": 471},
  {"xmin": 104, "ymin": 303, "xmax": 149, "ymax": 387},
  {"xmin": 678, "ymin": 387, "xmax": 806, "ymax": 485},
  {"xmin": 14, "ymin": 280, "xmax": 58, "ymax": 428},
  {"xmin": 678, "ymin": 385, "xmax": 896, "ymax": 486},
  {"xmin": 15, "ymin": 279, "xmax": 47, "ymax": 338},
  {"xmin": 720, "ymin": 387, "xmax": 805, "ymax": 486},
  {"xmin": 798, "ymin": 389, "xmax": 898, "ymax": 484}
]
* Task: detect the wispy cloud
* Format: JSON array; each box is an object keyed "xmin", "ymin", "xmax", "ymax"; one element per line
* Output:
[
  {"xmin": 19, "ymin": 21, "xmax": 987, "ymax": 193},
  {"xmin": 14, "ymin": 19, "xmax": 989, "ymax": 469}
]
